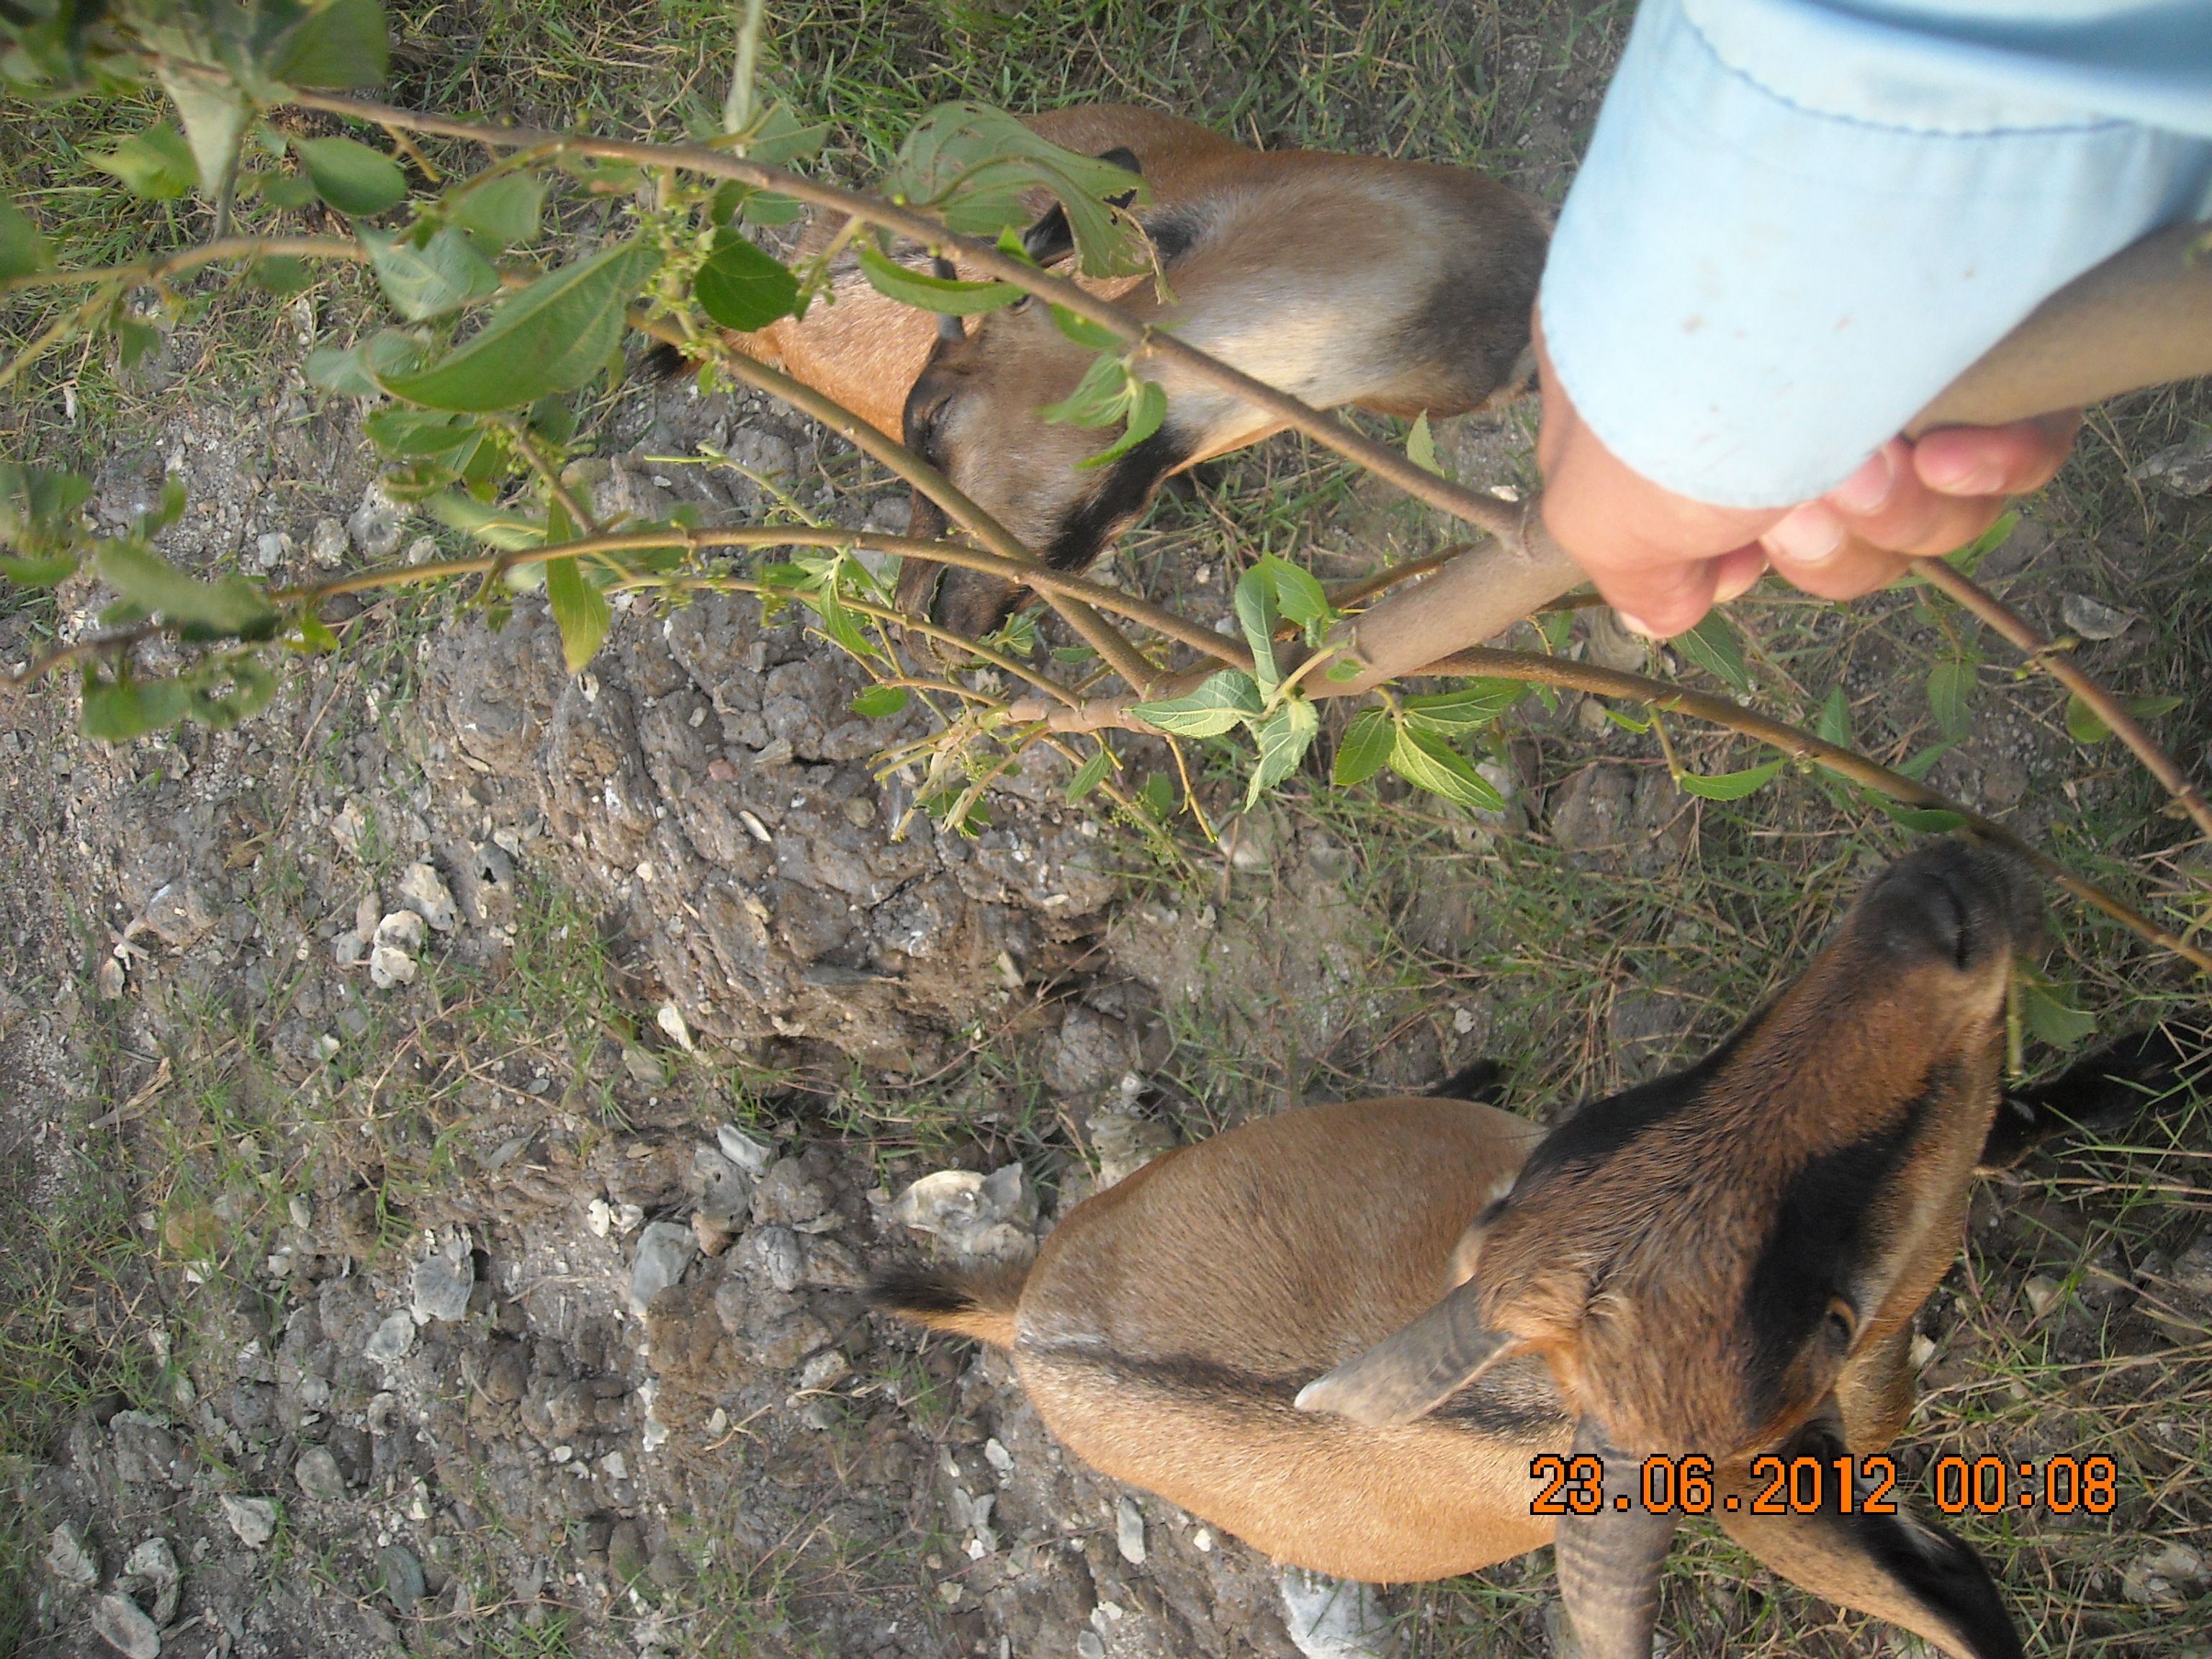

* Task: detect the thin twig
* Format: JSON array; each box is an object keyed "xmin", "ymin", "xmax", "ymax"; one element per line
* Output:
[
  {"xmin": 1915, "ymin": 557, "xmax": 2212, "ymax": 846},
  {"xmin": 1012, "ymin": 644, "xmax": 2212, "ymax": 977}
]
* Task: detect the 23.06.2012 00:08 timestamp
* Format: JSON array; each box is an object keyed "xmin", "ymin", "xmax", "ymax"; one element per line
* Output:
[{"xmin": 1529, "ymin": 1452, "xmax": 2119, "ymax": 1516}]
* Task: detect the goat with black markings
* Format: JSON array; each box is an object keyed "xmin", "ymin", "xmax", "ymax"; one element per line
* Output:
[
  {"xmin": 709, "ymin": 105, "xmax": 1547, "ymax": 642},
  {"xmin": 872, "ymin": 840, "xmax": 2190, "ymax": 1658}
]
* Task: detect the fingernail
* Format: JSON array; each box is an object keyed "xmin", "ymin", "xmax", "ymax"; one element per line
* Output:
[
  {"xmin": 1830, "ymin": 449, "xmax": 1895, "ymax": 515},
  {"xmin": 1763, "ymin": 503, "xmax": 1846, "ymax": 565},
  {"xmin": 1920, "ymin": 452, "xmax": 2004, "ymax": 495},
  {"xmin": 1616, "ymin": 610, "xmax": 1667, "ymax": 639}
]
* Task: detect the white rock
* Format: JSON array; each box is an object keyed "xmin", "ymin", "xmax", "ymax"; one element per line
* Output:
[
  {"xmin": 252, "ymin": 531, "xmax": 292, "ymax": 572},
  {"xmin": 797, "ymin": 1349, "xmax": 850, "ymax": 1390},
  {"xmin": 587, "ymin": 1197, "xmax": 615, "ymax": 1237},
  {"xmin": 691, "ymin": 1144, "xmax": 755, "ymax": 1225},
  {"xmin": 1279, "ymin": 1570, "xmax": 1391, "ymax": 1659},
  {"xmin": 2023, "ymin": 1275, "xmax": 2064, "ymax": 1318},
  {"xmin": 121, "ymin": 1537, "xmax": 180, "ymax": 1624},
  {"xmin": 2061, "ymin": 593, "xmax": 2134, "ymax": 641},
  {"xmin": 396, "ymin": 862, "xmax": 458, "ymax": 932},
  {"xmin": 629, "ymin": 1221, "xmax": 697, "ymax": 1317},
  {"xmin": 1115, "ymin": 1496, "xmax": 1146, "ymax": 1565},
  {"xmin": 889, "ymin": 1164, "xmax": 1038, "ymax": 1262},
  {"xmin": 984, "ymin": 1437, "xmax": 1014, "ymax": 1475},
  {"xmin": 348, "ymin": 481, "xmax": 408, "ymax": 560},
  {"xmin": 48, "ymin": 1521, "xmax": 98, "ymax": 1587},
  {"xmin": 1089, "ymin": 1110, "xmax": 1176, "ymax": 1190},
  {"xmin": 2123, "ymin": 1540, "xmax": 2208, "ymax": 1606},
  {"xmin": 403, "ymin": 534, "xmax": 438, "ymax": 565},
  {"xmin": 331, "ymin": 930, "xmax": 366, "ymax": 967},
  {"xmin": 410, "ymin": 1236, "xmax": 473, "ymax": 1323},
  {"xmin": 368, "ymin": 943, "xmax": 417, "ymax": 989},
  {"xmin": 91, "ymin": 1591, "xmax": 161, "ymax": 1659},
  {"xmin": 294, "ymin": 1446, "xmax": 347, "ymax": 1501},
  {"xmin": 373, "ymin": 909, "xmax": 426, "ymax": 953},
  {"xmin": 716, "ymin": 1123, "xmax": 775, "ymax": 1177},
  {"xmin": 220, "ymin": 1495, "xmax": 276, "ymax": 1548},
  {"xmin": 307, "ymin": 517, "xmax": 348, "ymax": 569},
  {"xmin": 364, "ymin": 1310, "xmax": 416, "ymax": 1364},
  {"xmin": 656, "ymin": 1003, "xmax": 694, "ymax": 1052}
]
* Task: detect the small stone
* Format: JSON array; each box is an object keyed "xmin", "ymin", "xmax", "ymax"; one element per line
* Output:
[
  {"xmin": 690, "ymin": 1144, "xmax": 755, "ymax": 1225},
  {"xmin": 1193, "ymin": 1527, "xmax": 1213, "ymax": 1552},
  {"xmin": 375, "ymin": 1543, "xmax": 427, "ymax": 1613},
  {"xmin": 364, "ymin": 1310, "xmax": 416, "ymax": 1364},
  {"xmin": 716, "ymin": 1123, "xmax": 775, "ymax": 1177},
  {"xmin": 332, "ymin": 930, "xmax": 366, "ymax": 967},
  {"xmin": 797, "ymin": 1349, "xmax": 850, "ymax": 1390},
  {"xmin": 348, "ymin": 481, "xmax": 408, "ymax": 561},
  {"xmin": 2023, "ymin": 1275, "xmax": 2064, "ymax": 1318},
  {"xmin": 608, "ymin": 1520, "xmax": 648, "ymax": 1586},
  {"xmin": 295, "ymin": 1445, "xmax": 348, "ymax": 1501},
  {"xmin": 410, "ymin": 1237, "xmax": 474, "ymax": 1323},
  {"xmin": 368, "ymin": 945, "xmax": 416, "ymax": 989},
  {"xmin": 1089, "ymin": 1109, "xmax": 1176, "ymax": 1190},
  {"xmin": 288, "ymin": 1195, "xmax": 313, "ymax": 1230},
  {"xmin": 2171, "ymin": 1233, "xmax": 2212, "ymax": 1297},
  {"xmin": 2061, "ymin": 593, "xmax": 2134, "ymax": 641},
  {"xmin": 308, "ymin": 517, "xmax": 349, "ymax": 569},
  {"xmin": 91, "ymin": 1592, "xmax": 161, "ymax": 1659},
  {"xmin": 1115, "ymin": 1495, "xmax": 1146, "ymax": 1565},
  {"xmin": 96, "ymin": 956, "xmax": 125, "ymax": 999},
  {"xmin": 122, "ymin": 1537, "xmax": 180, "ymax": 1624},
  {"xmin": 621, "ymin": 1045, "xmax": 665, "ymax": 1087},
  {"xmin": 139, "ymin": 881, "xmax": 218, "ymax": 948},
  {"xmin": 2122, "ymin": 1540, "xmax": 2207, "ymax": 1607},
  {"xmin": 403, "ymin": 534, "xmax": 438, "ymax": 565},
  {"xmin": 629, "ymin": 1221, "xmax": 697, "ymax": 1317},
  {"xmin": 396, "ymin": 863, "xmax": 458, "ymax": 932},
  {"xmin": 1279, "ymin": 1568, "xmax": 1392, "ymax": 1659},
  {"xmin": 1076, "ymin": 1633, "xmax": 1105, "ymax": 1659},
  {"xmin": 887, "ymin": 1163, "xmax": 1036, "ymax": 1261},
  {"xmin": 2130, "ymin": 431, "xmax": 2212, "ymax": 496},
  {"xmin": 220, "ymin": 1496, "xmax": 276, "ymax": 1548},
  {"xmin": 655, "ymin": 1003, "xmax": 694, "ymax": 1052},
  {"xmin": 48, "ymin": 1521, "xmax": 98, "ymax": 1587},
  {"xmin": 984, "ymin": 1437, "xmax": 1014, "ymax": 1475},
  {"xmin": 367, "ymin": 1391, "xmax": 403, "ymax": 1435},
  {"xmin": 373, "ymin": 909, "xmax": 426, "ymax": 953},
  {"xmin": 691, "ymin": 1211, "xmax": 737, "ymax": 1256},
  {"xmin": 253, "ymin": 531, "xmax": 292, "ymax": 572}
]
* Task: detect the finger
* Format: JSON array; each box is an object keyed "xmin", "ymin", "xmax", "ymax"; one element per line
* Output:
[
  {"xmin": 1912, "ymin": 412, "xmax": 2080, "ymax": 498},
  {"xmin": 1711, "ymin": 545, "xmax": 1767, "ymax": 604},
  {"xmin": 1590, "ymin": 559, "xmax": 1722, "ymax": 639},
  {"xmin": 1791, "ymin": 444, "xmax": 2022, "ymax": 561},
  {"xmin": 1761, "ymin": 505, "xmax": 1915, "ymax": 600}
]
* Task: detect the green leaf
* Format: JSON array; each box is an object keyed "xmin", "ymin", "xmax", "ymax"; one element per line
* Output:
[
  {"xmin": 1882, "ymin": 801, "xmax": 1969, "ymax": 833},
  {"xmin": 360, "ymin": 225, "xmax": 500, "ymax": 322},
  {"xmin": 1038, "ymin": 351, "xmax": 1130, "ymax": 428},
  {"xmin": 1401, "ymin": 680, "xmax": 1521, "ymax": 734},
  {"xmin": 0, "ymin": 462, "xmax": 92, "ymax": 557},
  {"xmin": 297, "ymin": 135, "xmax": 406, "ymax": 215},
  {"xmin": 267, "ymin": 0, "xmax": 391, "ymax": 88},
  {"xmin": 1065, "ymin": 747, "xmax": 1112, "ymax": 802},
  {"xmin": 1672, "ymin": 611, "xmax": 1753, "ymax": 695},
  {"xmin": 1406, "ymin": 410, "xmax": 1443, "ymax": 477},
  {"xmin": 853, "ymin": 243, "xmax": 1021, "ymax": 317},
  {"xmin": 186, "ymin": 653, "xmax": 278, "ymax": 730},
  {"xmin": 697, "ymin": 235, "xmax": 803, "ymax": 330},
  {"xmin": 1674, "ymin": 755, "xmax": 1786, "ymax": 802},
  {"xmin": 2020, "ymin": 979, "xmax": 2098, "ymax": 1051},
  {"xmin": 1136, "ymin": 772, "xmax": 1176, "ymax": 821},
  {"xmin": 381, "ymin": 240, "xmax": 660, "ymax": 412},
  {"xmin": 81, "ymin": 671, "xmax": 190, "ymax": 744},
  {"xmin": 1077, "ymin": 376, "xmax": 1166, "ymax": 469},
  {"xmin": 1049, "ymin": 305, "xmax": 1122, "ymax": 351},
  {"xmin": 0, "ymin": 551, "xmax": 78, "ymax": 585},
  {"xmin": 364, "ymin": 406, "xmax": 485, "ymax": 473},
  {"xmin": 850, "ymin": 684, "xmax": 909, "ymax": 719},
  {"xmin": 305, "ymin": 328, "xmax": 430, "ymax": 396},
  {"xmin": 96, "ymin": 541, "xmax": 275, "ymax": 638},
  {"xmin": 1927, "ymin": 659, "xmax": 1975, "ymax": 742},
  {"xmin": 446, "ymin": 172, "xmax": 545, "ymax": 247},
  {"xmin": 1943, "ymin": 509, "xmax": 2018, "ymax": 577},
  {"xmin": 1388, "ymin": 725, "xmax": 1503, "ymax": 814},
  {"xmin": 811, "ymin": 580, "xmax": 877, "ymax": 662},
  {"xmin": 1331, "ymin": 707, "xmax": 1395, "ymax": 787},
  {"xmin": 1246, "ymin": 696, "xmax": 1319, "ymax": 806},
  {"xmin": 153, "ymin": 63, "xmax": 249, "ymax": 195},
  {"xmin": 544, "ymin": 554, "xmax": 611, "ymax": 673},
  {"xmin": 1897, "ymin": 740, "xmax": 1952, "ymax": 783},
  {"xmin": 744, "ymin": 104, "xmax": 830, "ymax": 168},
  {"xmin": 2066, "ymin": 691, "xmax": 2184, "ymax": 745},
  {"xmin": 1816, "ymin": 684, "xmax": 1852, "ymax": 748},
  {"xmin": 0, "ymin": 198, "xmax": 50, "ymax": 281},
  {"xmin": 421, "ymin": 490, "xmax": 544, "ymax": 550},
  {"xmin": 1130, "ymin": 669, "xmax": 1263, "ymax": 738},
  {"xmin": 89, "ymin": 122, "xmax": 197, "ymax": 200},
  {"xmin": 245, "ymin": 254, "xmax": 313, "ymax": 295},
  {"xmin": 257, "ymin": 171, "xmax": 320, "ymax": 210},
  {"xmin": 1264, "ymin": 556, "xmax": 1332, "ymax": 633},
  {"xmin": 1234, "ymin": 563, "xmax": 1282, "ymax": 699},
  {"xmin": 884, "ymin": 102, "xmax": 1151, "ymax": 277}
]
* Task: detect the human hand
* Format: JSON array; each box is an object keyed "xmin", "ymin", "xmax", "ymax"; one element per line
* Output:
[{"xmin": 1531, "ymin": 309, "xmax": 2080, "ymax": 638}]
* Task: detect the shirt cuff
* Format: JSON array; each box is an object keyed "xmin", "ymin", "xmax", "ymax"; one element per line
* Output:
[{"xmin": 1537, "ymin": 0, "xmax": 2212, "ymax": 508}]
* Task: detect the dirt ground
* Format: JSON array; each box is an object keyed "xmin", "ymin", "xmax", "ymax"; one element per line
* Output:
[{"xmin": 5, "ymin": 4, "xmax": 2211, "ymax": 1658}]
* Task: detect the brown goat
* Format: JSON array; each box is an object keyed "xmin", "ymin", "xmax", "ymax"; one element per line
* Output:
[
  {"xmin": 720, "ymin": 105, "xmax": 1548, "ymax": 640},
  {"xmin": 873, "ymin": 841, "xmax": 2187, "ymax": 1658}
]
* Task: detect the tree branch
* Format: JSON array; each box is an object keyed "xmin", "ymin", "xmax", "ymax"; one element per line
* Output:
[{"xmin": 1915, "ymin": 556, "xmax": 2212, "ymax": 847}]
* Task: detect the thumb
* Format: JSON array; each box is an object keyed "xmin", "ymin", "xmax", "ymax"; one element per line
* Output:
[{"xmin": 1587, "ymin": 559, "xmax": 1721, "ymax": 639}]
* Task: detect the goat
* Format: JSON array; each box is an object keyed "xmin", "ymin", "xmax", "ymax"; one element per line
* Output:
[
  {"xmin": 871, "ymin": 840, "xmax": 2188, "ymax": 1658},
  {"xmin": 718, "ymin": 105, "xmax": 1549, "ymax": 641}
]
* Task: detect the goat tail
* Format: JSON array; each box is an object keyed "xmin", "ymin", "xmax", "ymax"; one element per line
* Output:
[{"xmin": 867, "ymin": 1263, "xmax": 1025, "ymax": 1349}]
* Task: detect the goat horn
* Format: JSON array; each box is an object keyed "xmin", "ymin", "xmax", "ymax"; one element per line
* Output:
[
  {"xmin": 1293, "ymin": 1277, "xmax": 1514, "ymax": 1426},
  {"xmin": 931, "ymin": 257, "xmax": 966, "ymax": 345},
  {"xmin": 1556, "ymin": 1416, "xmax": 1678, "ymax": 1659}
]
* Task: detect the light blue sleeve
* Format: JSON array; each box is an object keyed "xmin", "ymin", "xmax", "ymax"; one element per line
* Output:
[{"xmin": 1537, "ymin": 0, "xmax": 2212, "ymax": 509}]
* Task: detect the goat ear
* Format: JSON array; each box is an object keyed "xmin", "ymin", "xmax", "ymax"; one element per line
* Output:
[
  {"xmin": 1293, "ymin": 1277, "xmax": 1514, "ymax": 1426},
  {"xmin": 1717, "ymin": 1411, "xmax": 2023, "ymax": 1659},
  {"xmin": 1555, "ymin": 1416, "xmax": 1678, "ymax": 1659},
  {"xmin": 1019, "ymin": 146, "xmax": 1144, "ymax": 265}
]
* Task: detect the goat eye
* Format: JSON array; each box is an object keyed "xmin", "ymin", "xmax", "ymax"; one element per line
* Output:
[
  {"xmin": 1010, "ymin": 294, "xmax": 1033, "ymax": 313},
  {"xmin": 1824, "ymin": 1297, "xmax": 1858, "ymax": 1346}
]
